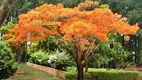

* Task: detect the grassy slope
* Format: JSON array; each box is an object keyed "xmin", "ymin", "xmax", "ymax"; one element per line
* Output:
[{"xmin": 9, "ymin": 64, "xmax": 62, "ymax": 80}]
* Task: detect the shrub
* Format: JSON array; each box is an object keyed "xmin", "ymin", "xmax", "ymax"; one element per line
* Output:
[
  {"xmin": 65, "ymin": 72, "xmax": 93, "ymax": 80},
  {"xmin": 28, "ymin": 50, "xmax": 50, "ymax": 66},
  {"xmin": 48, "ymin": 49, "xmax": 74, "ymax": 70},
  {"xmin": 28, "ymin": 49, "xmax": 74, "ymax": 70},
  {"xmin": 0, "ymin": 42, "xmax": 18, "ymax": 79},
  {"xmin": 65, "ymin": 70, "xmax": 140, "ymax": 80}
]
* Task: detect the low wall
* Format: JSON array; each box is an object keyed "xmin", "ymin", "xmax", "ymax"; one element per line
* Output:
[{"xmin": 26, "ymin": 62, "xmax": 65, "ymax": 78}]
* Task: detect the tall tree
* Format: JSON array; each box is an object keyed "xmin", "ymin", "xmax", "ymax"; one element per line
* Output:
[
  {"xmin": 101, "ymin": 0, "xmax": 142, "ymax": 66},
  {"xmin": 101, "ymin": 0, "xmax": 142, "ymax": 25},
  {"xmin": 5, "ymin": 1, "xmax": 139, "ymax": 80},
  {"xmin": 0, "ymin": 0, "xmax": 16, "ymax": 27}
]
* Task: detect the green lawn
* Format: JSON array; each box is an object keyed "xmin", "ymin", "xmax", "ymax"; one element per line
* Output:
[
  {"xmin": 67, "ymin": 67, "xmax": 139, "ymax": 72},
  {"xmin": 67, "ymin": 67, "xmax": 107, "ymax": 72},
  {"xmin": 9, "ymin": 64, "xmax": 62, "ymax": 80}
]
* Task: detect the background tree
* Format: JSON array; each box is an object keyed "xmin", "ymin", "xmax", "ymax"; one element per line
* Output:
[
  {"xmin": 88, "ymin": 41, "xmax": 132, "ymax": 68},
  {"xmin": 101, "ymin": 0, "xmax": 142, "ymax": 66},
  {"xmin": 7, "ymin": 0, "xmax": 48, "ymax": 23},
  {"xmin": 0, "ymin": 0, "xmax": 16, "ymax": 27}
]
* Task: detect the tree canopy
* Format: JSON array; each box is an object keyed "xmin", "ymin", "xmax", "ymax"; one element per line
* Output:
[{"xmin": 5, "ymin": 2, "xmax": 139, "ymax": 46}]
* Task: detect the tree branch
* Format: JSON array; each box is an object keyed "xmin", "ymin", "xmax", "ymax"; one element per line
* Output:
[
  {"xmin": 57, "ymin": 37, "xmax": 76, "ymax": 59},
  {"xmin": 85, "ymin": 41, "xmax": 102, "ymax": 60},
  {"xmin": 81, "ymin": 39, "xmax": 96, "ymax": 62}
]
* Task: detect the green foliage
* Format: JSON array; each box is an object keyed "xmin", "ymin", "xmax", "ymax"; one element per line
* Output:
[
  {"xmin": 139, "ymin": 50, "xmax": 142, "ymax": 67},
  {"xmin": 119, "ymin": 62, "xmax": 136, "ymax": 68},
  {"xmin": 47, "ymin": 0, "xmax": 86, "ymax": 8},
  {"xmin": 109, "ymin": 43, "xmax": 131, "ymax": 68},
  {"xmin": 65, "ymin": 72, "xmax": 93, "ymax": 80},
  {"xmin": 62, "ymin": 0, "xmax": 79, "ymax": 8},
  {"xmin": 101, "ymin": 0, "xmax": 142, "ymax": 25},
  {"xmin": 100, "ymin": 0, "xmax": 142, "ymax": 66},
  {"xmin": 0, "ymin": 0, "xmax": 3, "ymax": 5},
  {"xmin": 65, "ymin": 71, "xmax": 140, "ymax": 80},
  {"xmin": 127, "ymin": 8, "xmax": 142, "ymax": 25},
  {"xmin": 28, "ymin": 50, "xmax": 50, "ymax": 66},
  {"xmin": 0, "ymin": 22, "xmax": 15, "ymax": 34},
  {"xmin": 28, "ymin": 49, "xmax": 74, "ymax": 71},
  {"xmin": 88, "ymin": 41, "xmax": 131, "ymax": 68},
  {"xmin": 100, "ymin": 4, "xmax": 109, "ymax": 9},
  {"xmin": 9, "ymin": 0, "xmax": 47, "ymax": 23},
  {"xmin": 0, "ymin": 41, "xmax": 18, "ymax": 79},
  {"xmin": 29, "ymin": 36, "xmax": 60, "ymax": 53},
  {"xmin": 37, "ymin": 36, "xmax": 60, "ymax": 52},
  {"xmin": 48, "ymin": 49, "xmax": 74, "ymax": 70},
  {"xmin": 0, "ymin": 27, "xmax": 9, "ymax": 34}
]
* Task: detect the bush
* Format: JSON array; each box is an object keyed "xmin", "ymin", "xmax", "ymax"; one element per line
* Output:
[
  {"xmin": 65, "ymin": 72, "xmax": 93, "ymax": 80},
  {"xmin": 0, "ymin": 42, "xmax": 18, "ymax": 79},
  {"xmin": 65, "ymin": 70, "xmax": 140, "ymax": 80},
  {"xmin": 28, "ymin": 50, "xmax": 50, "ymax": 66},
  {"xmin": 48, "ymin": 49, "xmax": 74, "ymax": 70},
  {"xmin": 28, "ymin": 49, "xmax": 74, "ymax": 70}
]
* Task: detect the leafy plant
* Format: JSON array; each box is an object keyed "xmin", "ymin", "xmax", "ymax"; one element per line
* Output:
[
  {"xmin": 48, "ymin": 49, "xmax": 74, "ymax": 70},
  {"xmin": 65, "ymin": 71, "xmax": 140, "ymax": 80},
  {"xmin": 0, "ymin": 41, "xmax": 17, "ymax": 79},
  {"xmin": 0, "ymin": 22, "xmax": 15, "ymax": 34},
  {"xmin": 28, "ymin": 49, "xmax": 74, "ymax": 70},
  {"xmin": 28, "ymin": 50, "xmax": 48, "ymax": 65}
]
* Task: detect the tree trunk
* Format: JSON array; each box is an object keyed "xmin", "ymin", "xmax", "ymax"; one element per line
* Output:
[
  {"xmin": 85, "ymin": 61, "xmax": 88, "ymax": 72},
  {"xmin": 0, "ymin": 0, "xmax": 16, "ymax": 27},
  {"xmin": 19, "ymin": 45, "xmax": 27, "ymax": 63},
  {"xmin": 77, "ymin": 62, "xmax": 84, "ymax": 80},
  {"xmin": 20, "ymin": 49, "xmax": 27, "ymax": 63}
]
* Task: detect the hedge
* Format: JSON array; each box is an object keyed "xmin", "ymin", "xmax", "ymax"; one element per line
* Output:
[{"xmin": 65, "ymin": 70, "xmax": 140, "ymax": 80}]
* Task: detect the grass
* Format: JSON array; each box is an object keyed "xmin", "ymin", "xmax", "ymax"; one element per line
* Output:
[
  {"xmin": 88, "ymin": 68, "xmax": 107, "ymax": 72},
  {"xmin": 9, "ymin": 64, "xmax": 141, "ymax": 80},
  {"xmin": 9, "ymin": 64, "xmax": 62, "ymax": 80},
  {"xmin": 67, "ymin": 67, "xmax": 140, "ymax": 73},
  {"xmin": 67, "ymin": 67, "xmax": 107, "ymax": 72}
]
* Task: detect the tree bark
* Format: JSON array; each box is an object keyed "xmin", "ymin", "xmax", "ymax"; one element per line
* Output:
[
  {"xmin": 85, "ymin": 61, "xmax": 88, "ymax": 72},
  {"xmin": 19, "ymin": 44, "xmax": 27, "ymax": 63},
  {"xmin": 0, "ymin": 0, "xmax": 16, "ymax": 27},
  {"xmin": 20, "ymin": 48, "xmax": 27, "ymax": 63},
  {"xmin": 77, "ymin": 62, "xmax": 84, "ymax": 80}
]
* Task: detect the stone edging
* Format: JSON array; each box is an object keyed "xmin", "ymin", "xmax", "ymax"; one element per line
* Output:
[{"xmin": 26, "ymin": 62, "xmax": 65, "ymax": 78}]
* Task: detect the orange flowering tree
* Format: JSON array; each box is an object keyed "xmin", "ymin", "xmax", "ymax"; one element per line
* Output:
[{"xmin": 5, "ymin": 1, "xmax": 139, "ymax": 80}]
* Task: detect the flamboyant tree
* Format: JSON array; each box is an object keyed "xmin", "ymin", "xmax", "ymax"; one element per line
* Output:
[{"xmin": 5, "ymin": 1, "xmax": 139, "ymax": 80}]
